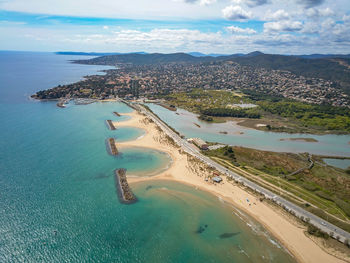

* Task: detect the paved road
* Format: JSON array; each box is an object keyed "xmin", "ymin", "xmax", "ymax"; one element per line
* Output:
[{"xmin": 134, "ymin": 102, "xmax": 350, "ymax": 244}]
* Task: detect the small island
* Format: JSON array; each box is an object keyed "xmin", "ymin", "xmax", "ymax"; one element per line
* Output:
[{"xmin": 279, "ymin": 138, "xmax": 318, "ymax": 143}]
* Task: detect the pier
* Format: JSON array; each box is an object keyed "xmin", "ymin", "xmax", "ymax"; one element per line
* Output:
[
  {"xmin": 114, "ymin": 169, "xmax": 137, "ymax": 204},
  {"xmin": 107, "ymin": 138, "xmax": 118, "ymax": 155},
  {"xmin": 56, "ymin": 98, "xmax": 69, "ymax": 108},
  {"xmin": 106, "ymin": 120, "xmax": 116, "ymax": 130}
]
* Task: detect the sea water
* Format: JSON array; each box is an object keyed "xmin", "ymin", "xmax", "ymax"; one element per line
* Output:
[{"xmin": 0, "ymin": 51, "xmax": 296, "ymax": 262}]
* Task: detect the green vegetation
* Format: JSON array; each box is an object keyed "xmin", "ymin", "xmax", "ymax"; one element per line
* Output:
[
  {"xmin": 231, "ymin": 54, "xmax": 350, "ymax": 94},
  {"xmin": 307, "ymin": 224, "xmax": 329, "ymax": 239},
  {"xmin": 162, "ymin": 89, "xmax": 247, "ymax": 113},
  {"xmin": 257, "ymin": 101, "xmax": 350, "ymax": 133},
  {"xmin": 75, "ymin": 52, "xmax": 214, "ymax": 65},
  {"xmin": 204, "ymin": 146, "xmax": 350, "ymax": 232},
  {"xmin": 201, "ymin": 108, "xmax": 260, "ymax": 119},
  {"xmin": 162, "ymin": 89, "xmax": 350, "ymax": 133}
]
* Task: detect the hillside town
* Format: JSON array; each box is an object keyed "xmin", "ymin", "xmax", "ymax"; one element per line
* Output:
[{"xmin": 33, "ymin": 61, "xmax": 349, "ymax": 107}]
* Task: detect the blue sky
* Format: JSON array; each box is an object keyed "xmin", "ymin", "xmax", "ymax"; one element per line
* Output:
[{"xmin": 0, "ymin": 0, "xmax": 349, "ymax": 54}]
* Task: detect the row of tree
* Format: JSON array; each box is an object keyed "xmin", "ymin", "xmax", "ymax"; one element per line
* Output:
[{"xmin": 200, "ymin": 108, "xmax": 261, "ymax": 119}]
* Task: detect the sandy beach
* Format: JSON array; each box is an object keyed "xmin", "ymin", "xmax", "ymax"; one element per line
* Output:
[{"xmin": 113, "ymin": 110, "xmax": 347, "ymax": 263}]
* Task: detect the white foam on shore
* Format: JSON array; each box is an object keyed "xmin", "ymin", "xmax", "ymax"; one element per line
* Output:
[{"xmin": 136, "ymin": 134, "xmax": 145, "ymax": 140}]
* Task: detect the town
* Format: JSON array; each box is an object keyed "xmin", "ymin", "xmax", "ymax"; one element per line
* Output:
[{"xmin": 33, "ymin": 60, "xmax": 349, "ymax": 108}]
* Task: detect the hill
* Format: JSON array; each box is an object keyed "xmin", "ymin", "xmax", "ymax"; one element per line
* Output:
[
  {"xmin": 56, "ymin": 51, "xmax": 148, "ymax": 56},
  {"xmin": 74, "ymin": 51, "xmax": 350, "ymax": 94},
  {"xmin": 74, "ymin": 52, "xmax": 217, "ymax": 65},
  {"xmin": 227, "ymin": 53, "xmax": 350, "ymax": 94}
]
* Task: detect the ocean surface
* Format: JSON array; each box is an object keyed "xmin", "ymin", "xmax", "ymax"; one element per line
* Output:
[
  {"xmin": 147, "ymin": 103, "xmax": 350, "ymax": 157},
  {"xmin": 0, "ymin": 51, "xmax": 296, "ymax": 262}
]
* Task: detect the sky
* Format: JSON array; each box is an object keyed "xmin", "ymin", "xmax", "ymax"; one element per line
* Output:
[{"xmin": 0, "ymin": 0, "xmax": 349, "ymax": 54}]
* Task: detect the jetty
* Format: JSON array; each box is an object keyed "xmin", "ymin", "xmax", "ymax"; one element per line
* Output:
[
  {"xmin": 106, "ymin": 138, "xmax": 119, "ymax": 155},
  {"xmin": 114, "ymin": 169, "xmax": 137, "ymax": 204},
  {"xmin": 106, "ymin": 120, "xmax": 116, "ymax": 130},
  {"xmin": 113, "ymin": 112, "xmax": 121, "ymax": 117},
  {"xmin": 56, "ymin": 98, "xmax": 69, "ymax": 108},
  {"xmin": 56, "ymin": 101, "xmax": 66, "ymax": 108}
]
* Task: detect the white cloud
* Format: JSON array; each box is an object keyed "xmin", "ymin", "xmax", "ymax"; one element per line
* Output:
[
  {"xmin": 0, "ymin": 0, "xmax": 350, "ymax": 54},
  {"xmin": 296, "ymin": 0, "xmax": 325, "ymax": 8},
  {"xmin": 231, "ymin": 0, "xmax": 269, "ymax": 7},
  {"xmin": 264, "ymin": 20, "xmax": 303, "ymax": 33},
  {"xmin": 181, "ymin": 0, "xmax": 217, "ymax": 5},
  {"xmin": 264, "ymin": 9, "xmax": 290, "ymax": 20},
  {"xmin": 199, "ymin": 0, "xmax": 217, "ymax": 5},
  {"xmin": 222, "ymin": 5, "xmax": 252, "ymax": 20},
  {"xmin": 0, "ymin": 0, "xmax": 222, "ymax": 19},
  {"xmin": 226, "ymin": 25, "xmax": 256, "ymax": 34},
  {"xmin": 306, "ymin": 7, "xmax": 334, "ymax": 18},
  {"xmin": 301, "ymin": 21, "xmax": 319, "ymax": 33}
]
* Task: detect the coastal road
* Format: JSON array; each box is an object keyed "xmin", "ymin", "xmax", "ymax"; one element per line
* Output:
[{"xmin": 133, "ymin": 102, "xmax": 350, "ymax": 244}]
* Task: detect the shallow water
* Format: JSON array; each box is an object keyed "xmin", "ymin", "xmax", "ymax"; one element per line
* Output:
[
  {"xmin": 130, "ymin": 180, "xmax": 296, "ymax": 263},
  {"xmin": 113, "ymin": 126, "xmax": 145, "ymax": 142},
  {"xmin": 0, "ymin": 51, "xmax": 296, "ymax": 262},
  {"xmin": 147, "ymin": 103, "xmax": 350, "ymax": 157},
  {"xmin": 323, "ymin": 158, "xmax": 350, "ymax": 169}
]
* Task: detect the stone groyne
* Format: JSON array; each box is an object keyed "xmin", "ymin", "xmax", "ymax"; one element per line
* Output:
[
  {"xmin": 114, "ymin": 169, "xmax": 137, "ymax": 204},
  {"xmin": 106, "ymin": 120, "xmax": 116, "ymax": 130},
  {"xmin": 113, "ymin": 112, "xmax": 121, "ymax": 117},
  {"xmin": 106, "ymin": 138, "xmax": 119, "ymax": 155}
]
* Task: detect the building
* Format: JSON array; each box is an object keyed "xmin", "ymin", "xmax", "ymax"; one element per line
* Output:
[
  {"xmin": 191, "ymin": 138, "xmax": 209, "ymax": 150},
  {"xmin": 212, "ymin": 176, "xmax": 223, "ymax": 183}
]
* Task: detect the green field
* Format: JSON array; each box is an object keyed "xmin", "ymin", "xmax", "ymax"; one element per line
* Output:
[{"xmin": 204, "ymin": 146, "xmax": 350, "ymax": 232}]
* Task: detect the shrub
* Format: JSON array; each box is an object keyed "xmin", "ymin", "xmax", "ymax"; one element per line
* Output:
[{"xmin": 307, "ymin": 225, "xmax": 329, "ymax": 239}]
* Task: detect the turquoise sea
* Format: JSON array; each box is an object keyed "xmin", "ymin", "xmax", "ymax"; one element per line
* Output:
[{"xmin": 0, "ymin": 51, "xmax": 296, "ymax": 262}]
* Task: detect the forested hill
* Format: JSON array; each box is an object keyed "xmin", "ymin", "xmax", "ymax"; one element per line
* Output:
[{"xmin": 74, "ymin": 52, "xmax": 216, "ymax": 65}]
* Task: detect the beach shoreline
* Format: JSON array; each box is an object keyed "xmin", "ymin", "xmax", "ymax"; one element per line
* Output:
[{"xmin": 113, "ymin": 110, "xmax": 348, "ymax": 263}]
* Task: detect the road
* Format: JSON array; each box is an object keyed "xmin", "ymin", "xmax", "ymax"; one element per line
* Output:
[{"xmin": 133, "ymin": 102, "xmax": 350, "ymax": 244}]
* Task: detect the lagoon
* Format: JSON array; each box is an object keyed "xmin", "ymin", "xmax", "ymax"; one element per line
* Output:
[{"xmin": 147, "ymin": 103, "xmax": 350, "ymax": 157}]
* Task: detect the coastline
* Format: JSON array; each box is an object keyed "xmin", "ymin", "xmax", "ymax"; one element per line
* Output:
[{"xmin": 113, "ymin": 110, "xmax": 348, "ymax": 263}]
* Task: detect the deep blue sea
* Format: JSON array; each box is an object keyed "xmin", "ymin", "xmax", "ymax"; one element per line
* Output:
[{"xmin": 0, "ymin": 51, "xmax": 296, "ymax": 262}]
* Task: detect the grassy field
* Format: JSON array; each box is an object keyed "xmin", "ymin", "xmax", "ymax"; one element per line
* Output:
[{"xmin": 204, "ymin": 146, "xmax": 350, "ymax": 232}]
